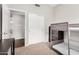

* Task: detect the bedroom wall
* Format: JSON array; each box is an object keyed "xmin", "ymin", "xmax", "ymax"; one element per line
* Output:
[
  {"xmin": 7, "ymin": 4, "xmax": 54, "ymax": 42},
  {"xmin": 53, "ymin": 4, "xmax": 79, "ymax": 24},
  {"xmin": 0, "ymin": 5, "xmax": 2, "ymax": 40},
  {"xmin": 2, "ymin": 4, "xmax": 10, "ymax": 39}
]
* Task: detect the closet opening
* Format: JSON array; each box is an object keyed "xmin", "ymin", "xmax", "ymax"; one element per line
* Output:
[{"xmin": 9, "ymin": 9, "xmax": 25, "ymax": 48}]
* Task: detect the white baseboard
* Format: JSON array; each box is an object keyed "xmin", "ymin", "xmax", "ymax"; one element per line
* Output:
[{"xmin": 25, "ymin": 41, "xmax": 48, "ymax": 47}]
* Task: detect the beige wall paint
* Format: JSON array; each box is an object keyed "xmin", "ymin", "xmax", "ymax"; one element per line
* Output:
[{"xmin": 53, "ymin": 4, "xmax": 79, "ymax": 24}]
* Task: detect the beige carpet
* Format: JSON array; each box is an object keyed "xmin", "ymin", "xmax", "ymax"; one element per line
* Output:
[{"xmin": 15, "ymin": 42, "xmax": 58, "ymax": 55}]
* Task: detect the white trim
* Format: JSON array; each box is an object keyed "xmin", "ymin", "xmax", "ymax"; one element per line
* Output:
[
  {"xmin": 26, "ymin": 41, "xmax": 48, "ymax": 46},
  {"xmin": 8, "ymin": 8, "xmax": 26, "ymax": 13},
  {"xmin": 8, "ymin": 8, "xmax": 28, "ymax": 47},
  {"xmin": 25, "ymin": 11, "xmax": 29, "ymax": 47}
]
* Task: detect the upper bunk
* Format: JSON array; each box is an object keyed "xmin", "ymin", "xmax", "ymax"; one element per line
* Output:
[{"xmin": 69, "ymin": 24, "xmax": 79, "ymax": 31}]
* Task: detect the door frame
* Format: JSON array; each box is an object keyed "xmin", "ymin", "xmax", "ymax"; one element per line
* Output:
[
  {"xmin": 28, "ymin": 12, "xmax": 45, "ymax": 45},
  {"xmin": 8, "ymin": 8, "xmax": 28, "ymax": 47}
]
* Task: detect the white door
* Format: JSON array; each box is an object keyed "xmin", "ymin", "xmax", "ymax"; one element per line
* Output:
[{"xmin": 28, "ymin": 13, "xmax": 45, "ymax": 45}]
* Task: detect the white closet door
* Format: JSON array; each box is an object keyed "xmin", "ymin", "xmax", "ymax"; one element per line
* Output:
[{"xmin": 28, "ymin": 13, "xmax": 45, "ymax": 45}]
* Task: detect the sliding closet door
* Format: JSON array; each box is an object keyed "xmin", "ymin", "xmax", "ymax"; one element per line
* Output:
[{"xmin": 28, "ymin": 13, "xmax": 45, "ymax": 45}]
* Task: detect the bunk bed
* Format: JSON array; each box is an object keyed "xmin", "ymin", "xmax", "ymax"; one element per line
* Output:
[{"xmin": 50, "ymin": 22, "xmax": 79, "ymax": 55}]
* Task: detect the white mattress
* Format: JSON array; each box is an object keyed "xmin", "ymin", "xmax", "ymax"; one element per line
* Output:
[{"xmin": 53, "ymin": 43, "xmax": 79, "ymax": 55}]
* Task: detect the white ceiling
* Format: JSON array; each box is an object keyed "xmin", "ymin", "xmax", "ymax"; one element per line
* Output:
[{"xmin": 49, "ymin": 4, "xmax": 58, "ymax": 7}]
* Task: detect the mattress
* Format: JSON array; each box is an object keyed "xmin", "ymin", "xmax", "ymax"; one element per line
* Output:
[{"xmin": 53, "ymin": 43, "xmax": 79, "ymax": 55}]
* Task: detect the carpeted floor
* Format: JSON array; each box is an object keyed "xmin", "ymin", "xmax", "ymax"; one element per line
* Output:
[{"xmin": 15, "ymin": 42, "xmax": 58, "ymax": 55}]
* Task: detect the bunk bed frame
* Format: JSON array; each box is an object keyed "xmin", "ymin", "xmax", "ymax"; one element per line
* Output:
[{"xmin": 49, "ymin": 22, "xmax": 79, "ymax": 55}]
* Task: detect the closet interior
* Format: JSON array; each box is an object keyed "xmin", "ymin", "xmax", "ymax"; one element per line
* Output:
[{"xmin": 9, "ymin": 9, "xmax": 25, "ymax": 48}]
